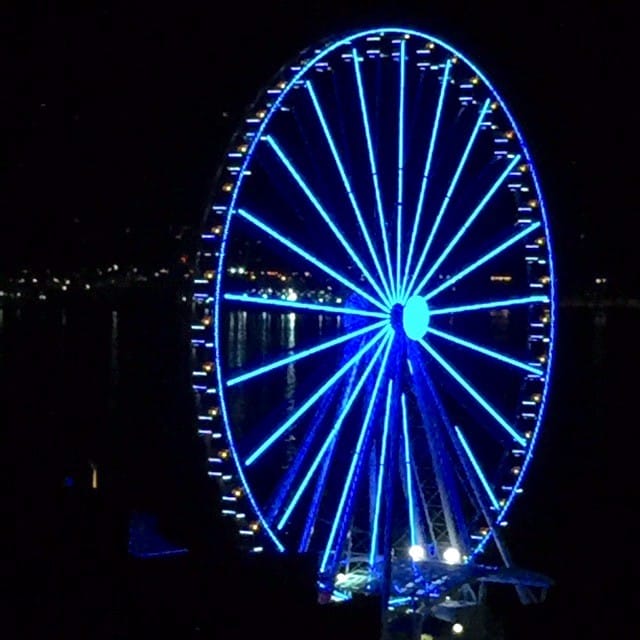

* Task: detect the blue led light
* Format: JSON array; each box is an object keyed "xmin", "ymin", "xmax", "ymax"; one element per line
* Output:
[
  {"xmin": 224, "ymin": 292, "xmax": 388, "ymax": 318},
  {"xmin": 413, "ymin": 153, "xmax": 522, "ymax": 296},
  {"xmin": 320, "ymin": 334, "xmax": 394, "ymax": 572},
  {"xmin": 454, "ymin": 426, "xmax": 500, "ymax": 510},
  {"xmin": 401, "ymin": 393, "xmax": 418, "ymax": 547},
  {"xmin": 401, "ymin": 58, "xmax": 451, "ymax": 298},
  {"xmin": 403, "ymin": 99, "xmax": 491, "ymax": 303},
  {"xmin": 424, "ymin": 222, "xmax": 541, "ymax": 301},
  {"xmin": 395, "ymin": 38, "xmax": 406, "ymax": 296},
  {"xmin": 227, "ymin": 319, "xmax": 387, "ymax": 387},
  {"xmin": 352, "ymin": 46, "xmax": 395, "ymax": 300},
  {"xmin": 245, "ymin": 327, "xmax": 388, "ymax": 466},
  {"xmin": 369, "ymin": 377, "xmax": 394, "ymax": 566},
  {"xmin": 430, "ymin": 295, "xmax": 549, "ymax": 316},
  {"xmin": 299, "ymin": 438, "xmax": 335, "ymax": 553},
  {"xmin": 306, "ymin": 81, "xmax": 393, "ymax": 304},
  {"xmin": 419, "ymin": 339, "xmax": 526, "ymax": 446},
  {"xmin": 276, "ymin": 331, "xmax": 392, "ymax": 529},
  {"xmin": 426, "ymin": 326, "xmax": 542, "ymax": 375},
  {"xmin": 236, "ymin": 207, "xmax": 388, "ymax": 313},
  {"xmin": 265, "ymin": 136, "xmax": 389, "ymax": 305}
]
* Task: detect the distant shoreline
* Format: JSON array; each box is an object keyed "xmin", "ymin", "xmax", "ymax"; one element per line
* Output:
[
  {"xmin": 559, "ymin": 298, "xmax": 640, "ymax": 310},
  {"xmin": 1, "ymin": 288, "xmax": 638, "ymax": 312}
]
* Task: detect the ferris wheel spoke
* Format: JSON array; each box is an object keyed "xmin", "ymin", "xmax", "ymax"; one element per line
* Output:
[
  {"xmin": 423, "ymin": 221, "xmax": 541, "ymax": 301},
  {"xmin": 369, "ymin": 378, "xmax": 393, "ymax": 566},
  {"xmin": 395, "ymin": 38, "xmax": 407, "ymax": 297},
  {"xmin": 424, "ymin": 385, "xmax": 502, "ymax": 526},
  {"xmin": 403, "ymin": 98, "xmax": 491, "ymax": 303},
  {"xmin": 401, "ymin": 59, "xmax": 452, "ymax": 299},
  {"xmin": 235, "ymin": 207, "xmax": 388, "ymax": 313},
  {"xmin": 267, "ymin": 376, "xmax": 343, "ymax": 525},
  {"xmin": 409, "ymin": 443, "xmax": 436, "ymax": 549},
  {"xmin": 352, "ymin": 47, "xmax": 396, "ymax": 301},
  {"xmin": 275, "ymin": 331, "xmax": 392, "ymax": 530},
  {"xmin": 429, "ymin": 294, "xmax": 549, "ymax": 316},
  {"xmin": 299, "ymin": 436, "xmax": 336, "ymax": 552},
  {"xmin": 413, "ymin": 457, "xmax": 438, "ymax": 554},
  {"xmin": 226, "ymin": 318, "xmax": 387, "ymax": 387},
  {"xmin": 263, "ymin": 136, "xmax": 389, "ymax": 305},
  {"xmin": 408, "ymin": 345, "xmax": 469, "ymax": 553},
  {"xmin": 224, "ymin": 293, "xmax": 388, "ymax": 319},
  {"xmin": 426, "ymin": 326, "xmax": 542, "ymax": 376},
  {"xmin": 306, "ymin": 81, "xmax": 393, "ymax": 304},
  {"xmin": 401, "ymin": 392, "xmax": 419, "ymax": 548},
  {"xmin": 410, "ymin": 153, "xmax": 522, "ymax": 298},
  {"xmin": 319, "ymin": 332, "xmax": 395, "ymax": 573},
  {"xmin": 244, "ymin": 326, "xmax": 389, "ymax": 466},
  {"xmin": 418, "ymin": 338, "xmax": 527, "ymax": 447},
  {"xmin": 454, "ymin": 426, "xmax": 500, "ymax": 510}
]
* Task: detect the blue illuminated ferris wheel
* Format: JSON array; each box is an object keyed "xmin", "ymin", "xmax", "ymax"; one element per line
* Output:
[{"xmin": 193, "ymin": 26, "xmax": 555, "ymax": 610}]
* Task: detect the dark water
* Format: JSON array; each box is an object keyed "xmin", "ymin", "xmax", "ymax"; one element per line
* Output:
[{"xmin": 5, "ymin": 297, "xmax": 636, "ymax": 636}]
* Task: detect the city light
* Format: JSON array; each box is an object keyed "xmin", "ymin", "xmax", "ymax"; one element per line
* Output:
[{"xmin": 452, "ymin": 622, "xmax": 464, "ymax": 634}]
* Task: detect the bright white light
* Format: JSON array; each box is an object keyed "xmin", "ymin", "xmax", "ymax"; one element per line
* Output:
[
  {"xmin": 286, "ymin": 289, "xmax": 298, "ymax": 301},
  {"xmin": 443, "ymin": 546, "xmax": 461, "ymax": 565},
  {"xmin": 408, "ymin": 544, "xmax": 426, "ymax": 562},
  {"xmin": 452, "ymin": 622, "xmax": 464, "ymax": 634},
  {"xmin": 335, "ymin": 572, "xmax": 347, "ymax": 584}
]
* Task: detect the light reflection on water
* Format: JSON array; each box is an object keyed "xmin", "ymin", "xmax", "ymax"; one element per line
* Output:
[
  {"xmin": 285, "ymin": 312, "xmax": 297, "ymax": 413},
  {"xmin": 225, "ymin": 310, "xmax": 302, "ymax": 431},
  {"xmin": 228, "ymin": 310, "xmax": 247, "ymax": 368},
  {"xmin": 110, "ymin": 310, "xmax": 118, "ymax": 381}
]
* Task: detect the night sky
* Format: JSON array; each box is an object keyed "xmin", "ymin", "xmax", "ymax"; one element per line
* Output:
[{"xmin": 2, "ymin": 1, "xmax": 635, "ymax": 282}]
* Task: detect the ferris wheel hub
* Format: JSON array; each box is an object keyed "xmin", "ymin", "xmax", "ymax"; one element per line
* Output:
[{"xmin": 401, "ymin": 295, "xmax": 431, "ymax": 341}]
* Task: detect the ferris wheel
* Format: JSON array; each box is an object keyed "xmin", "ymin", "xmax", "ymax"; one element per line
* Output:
[{"xmin": 193, "ymin": 26, "xmax": 555, "ymax": 609}]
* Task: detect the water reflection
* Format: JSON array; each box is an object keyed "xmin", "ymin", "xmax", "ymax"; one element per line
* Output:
[
  {"xmin": 284, "ymin": 313, "xmax": 298, "ymax": 468},
  {"xmin": 285, "ymin": 313, "xmax": 297, "ymax": 413},
  {"xmin": 286, "ymin": 312, "xmax": 296, "ymax": 349},
  {"xmin": 229, "ymin": 310, "xmax": 247, "ymax": 368}
]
